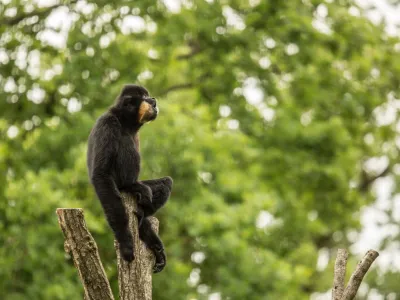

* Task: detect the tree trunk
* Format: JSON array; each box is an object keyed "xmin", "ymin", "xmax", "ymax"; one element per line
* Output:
[
  {"xmin": 56, "ymin": 208, "xmax": 114, "ymax": 300},
  {"xmin": 115, "ymin": 193, "xmax": 158, "ymax": 300},
  {"xmin": 57, "ymin": 194, "xmax": 158, "ymax": 300}
]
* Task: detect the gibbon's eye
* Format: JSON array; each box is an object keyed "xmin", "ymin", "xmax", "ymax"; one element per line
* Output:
[{"xmin": 145, "ymin": 97, "xmax": 157, "ymax": 108}]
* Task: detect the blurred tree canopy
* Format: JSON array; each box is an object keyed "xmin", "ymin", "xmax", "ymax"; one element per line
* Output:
[{"xmin": 1, "ymin": 0, "xmax": 400, "ymax": 299}]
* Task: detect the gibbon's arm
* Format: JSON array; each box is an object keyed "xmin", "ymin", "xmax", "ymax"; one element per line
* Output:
[{"xmin": 90, "ymin": 119, "xmax": 130, "ymax": 244}]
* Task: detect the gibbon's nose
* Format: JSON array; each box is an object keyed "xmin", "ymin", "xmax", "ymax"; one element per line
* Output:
[{"xmin": 151, "ymin": 98, "xmax": 157, "ymax": 108}]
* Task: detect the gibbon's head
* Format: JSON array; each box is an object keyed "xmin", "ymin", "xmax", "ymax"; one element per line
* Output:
[{"xmin": 116, "ymin": 84, "xmax": 158, "ymax": 124}]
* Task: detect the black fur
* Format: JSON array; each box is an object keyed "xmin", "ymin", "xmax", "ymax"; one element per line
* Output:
[{"xmin": 87, "ymin": 84, "xmax": 173, "ymax": 272}]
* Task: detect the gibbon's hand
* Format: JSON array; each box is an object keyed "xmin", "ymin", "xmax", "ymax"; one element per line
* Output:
[
  {"xmin": 135, "ymin": 184, "xmax": 154, "ymax": 211},
  {"xmin": 118, "ymin": 231, "xmax": 135, "ymax": 262},
  {"xmin": 138, "ymin": 184, "xmax": 153, "ymax": 205}
]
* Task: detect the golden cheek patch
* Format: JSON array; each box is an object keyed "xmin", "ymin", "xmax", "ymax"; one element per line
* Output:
[{"xmin": 138, "ymin": 101, "xmax": 152, "ymax": 123}]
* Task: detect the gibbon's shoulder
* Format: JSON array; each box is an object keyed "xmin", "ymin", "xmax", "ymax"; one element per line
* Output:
[
  {"xmin": 89, "ymin": 113, "xmax": 122, "ymax": 143},
  {"xmin": 94, "ymin": 112, "xmax": 121, "ymax": 130}
]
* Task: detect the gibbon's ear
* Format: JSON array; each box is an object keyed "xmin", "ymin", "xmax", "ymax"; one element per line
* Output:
[
  {"xmin": 138, "ymin": 101, "xmax": 153, "ymax": 123},
  {"xmin": 115, "ymin": 94, "xmax": 132, "ymax": 108}
]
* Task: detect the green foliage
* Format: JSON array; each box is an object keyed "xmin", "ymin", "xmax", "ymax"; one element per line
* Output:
[{"xmin": 1, "ymin": 0, "xmax": 400, "ymax": 299}]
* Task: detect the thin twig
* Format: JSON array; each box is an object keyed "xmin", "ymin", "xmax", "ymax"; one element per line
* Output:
[
  {"xmin": 159, "ymin": 82, "xmax": 194, "ymax": 96},
  {"xmin": 359, "ymin": 165, "xmax": 391, "ymax": 192}
]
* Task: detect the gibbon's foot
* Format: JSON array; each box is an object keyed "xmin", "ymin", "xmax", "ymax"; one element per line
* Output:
[
  {"xmin": 135, "ymin": 190, "xmax": 155, "ymax": 213},
  {"xmin": 153, "ymin": 248, "xmax": 166, "ymax": 273},
  {"xmin": 119, "ymin": 234, "xmax": 135, "ymax": 262}
]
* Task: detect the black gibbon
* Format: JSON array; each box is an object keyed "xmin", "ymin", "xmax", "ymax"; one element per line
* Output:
[{"xmin": 87, "ymin": 84, "xmax": 173, "ymax": 273}]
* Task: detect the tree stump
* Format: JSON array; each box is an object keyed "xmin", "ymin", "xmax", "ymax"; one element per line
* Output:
[{"xmin": 57, "ymin": 193, "xmax": 158, "ymax": 300}]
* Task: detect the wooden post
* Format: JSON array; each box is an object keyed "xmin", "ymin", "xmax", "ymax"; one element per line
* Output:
[{"xmin": 57, "ymin": 193, "xmax": 158, "ymax": 300}]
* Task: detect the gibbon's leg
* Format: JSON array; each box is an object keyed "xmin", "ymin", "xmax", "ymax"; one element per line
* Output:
[
  {"xmin": 121, "ymin": 182, "xmax": 154, "ymax": 211},
  {"xmin": 92, "ymin": 173, "xmax": 134, "ymax": 262},
  {"xmin": 139, "ymin": 218, "xmax": 167, "ymax": 273},
  {"xmin": 120, "ymin": 181, "xmax": 155, "ymax": 226},
  {"xmin": 131, "ymin": 176, "xmax": 172, "ymax": 228},
  {"xmin": 140, "ymin": 176, "xmax": 173, "ymax": 217}
]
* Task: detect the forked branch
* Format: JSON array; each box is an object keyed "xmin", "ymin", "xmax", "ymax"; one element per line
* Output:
[{"xmin": 332, "ymin": 249, "xmax": 379, "ymax": 300}]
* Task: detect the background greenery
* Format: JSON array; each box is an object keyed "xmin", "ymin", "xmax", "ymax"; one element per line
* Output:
[{"xmin": 1, "ymin": 0, "xmax": 400, "ymax": 299}]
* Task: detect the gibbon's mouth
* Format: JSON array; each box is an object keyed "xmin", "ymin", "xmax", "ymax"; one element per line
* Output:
[
  {"xmin": 149, "ymin": 109, "xmax": 158, "ymax": 121},
  {"xmin": 140, "ymin": 108, "xmax": 158, "ymax": 123},
  {"xmin": 138, "ymin": 100, "xmax": 159, "ymax": 123}
]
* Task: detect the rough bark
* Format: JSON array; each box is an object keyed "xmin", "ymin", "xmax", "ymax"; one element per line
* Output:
[
  {"xmin": 332, "ymin": 249, "xmax": 349, "ymax": 300},
  {"xmin": 57, "ymin": 194, "xmax": 159, "ymax": 300},
  {"xmin": 341, "ymin": 250, "xmax": 379, "ymax": 300},
  {"xmin": 56, "ymin": 208, "xmax": 114, "ymax": 300},
  {"xmin": 115, "ymin": 193, "xmax": 158, "ymax": 300}
]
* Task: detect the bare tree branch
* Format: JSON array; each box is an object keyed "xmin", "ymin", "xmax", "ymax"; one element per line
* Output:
[
  {"xmin": 56, "ymin": 208, "xmax": 114, "ymax": 300},
  {"xmin": 332, "ymin": 249, "xmax": 349, "ymax": 300},
  {"xmin": 341, "ymin": 250, "xmax": 379, "ymax": 300},
  {"xmin": 160, "ymin": 83, "xmax": 194, "ymax": 96},
  {"xmin": 359, "ymin": 165, "xmax": 391, "ymax": 192}
]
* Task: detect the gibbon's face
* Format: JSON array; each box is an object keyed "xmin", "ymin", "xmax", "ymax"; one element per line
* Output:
[
  {"xmin": 137, "ymin": 97, "xmax": 158, "ymax": 124},
  {"xmin": 119, "ymin": 85, "xmax": 158, "ymax": 124}
]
